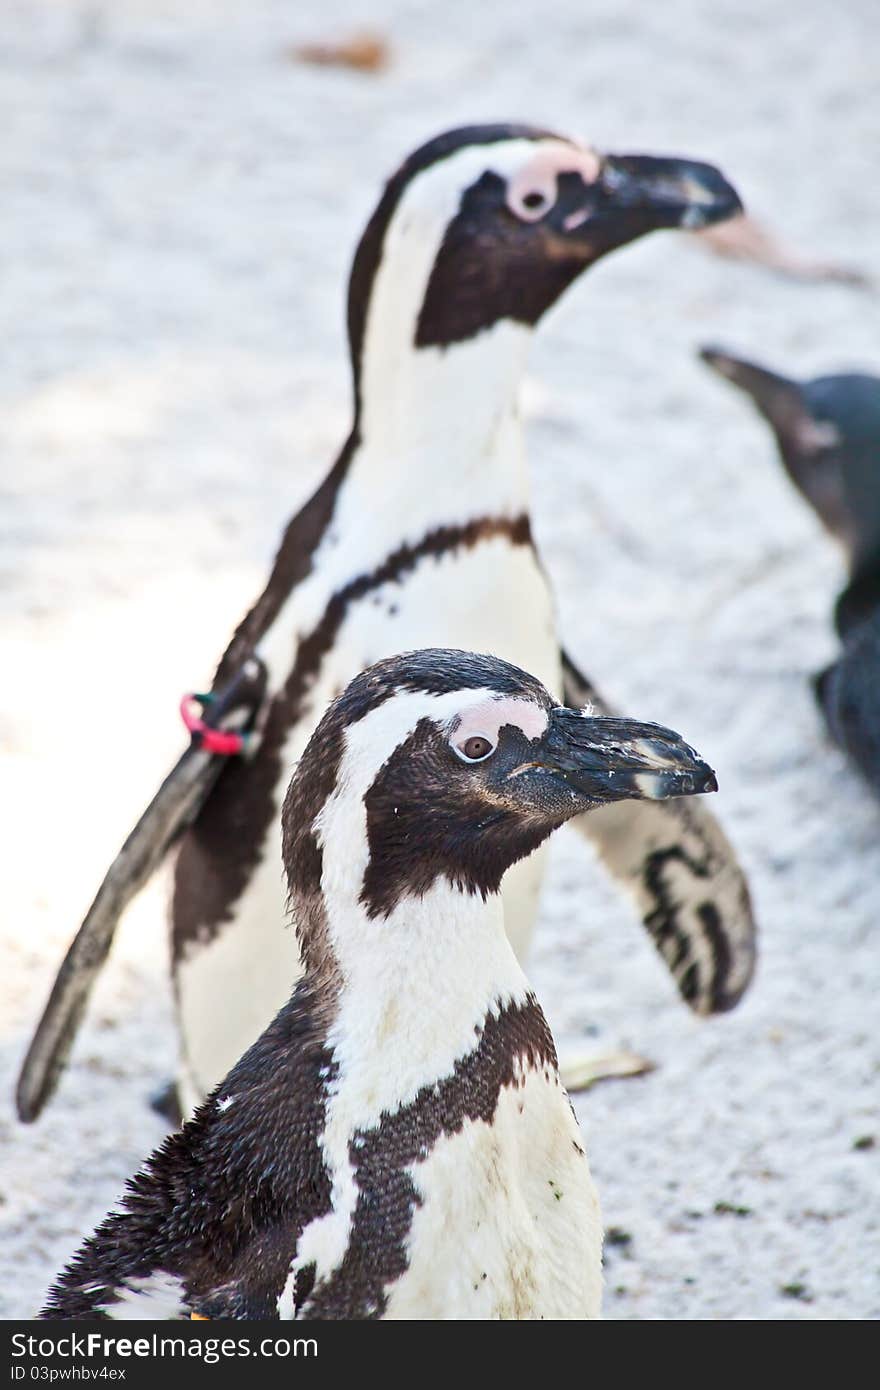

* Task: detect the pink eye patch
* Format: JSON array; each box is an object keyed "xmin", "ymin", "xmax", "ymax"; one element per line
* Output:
[
  {"xmin": 451, "ymin": 696, "xmax": 549, "ymax": 747},
  {"xmin": 506, "ymin": 142, "xmax": 601, "ymax": 222}
]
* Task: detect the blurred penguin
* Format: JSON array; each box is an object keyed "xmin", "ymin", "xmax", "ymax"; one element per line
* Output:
[{"xmin": 702, "ymin": 346, "xmax": 880, "ymax": 798}]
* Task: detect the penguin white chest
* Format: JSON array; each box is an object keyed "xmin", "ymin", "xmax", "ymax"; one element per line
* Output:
[
  {"xmin": 332, "ymin": 536, "xmax": 560, "ymax": 692},
  {"xmin": 262, "ymin": 527, "xmax": 562, "ymax": 704},
  {"xmin": 176, "ymin": 535, "xmax": 561, "ymax": 1104},
  {"xmin": 384, "ymin": 1069, "xmax": 602, "ymax": 1321}
]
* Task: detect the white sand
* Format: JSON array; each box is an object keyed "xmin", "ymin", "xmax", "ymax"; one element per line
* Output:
[{"xmin": 2, "ymin": 0, "xmax": 878, "ymax": 1321}]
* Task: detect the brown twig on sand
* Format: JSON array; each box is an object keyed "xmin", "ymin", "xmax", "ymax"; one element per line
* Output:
[{"xmin": 288, "ymin": 31, "xmax": 391, "ymax": 74}]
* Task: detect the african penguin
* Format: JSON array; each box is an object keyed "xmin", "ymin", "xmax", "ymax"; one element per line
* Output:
[
  {"xmin": 701, "ymin": 347, "xmax": 880, "ymax": 799},
  {"xmin": 18, "ymin": 124, "xmax": 754, "ymax": 1125},
  {"xmin": 41, "ymin": 649, "xmax": 719, "ymax": 1321}
]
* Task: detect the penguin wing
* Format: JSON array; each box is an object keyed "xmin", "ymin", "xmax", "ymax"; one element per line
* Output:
[
  {"xmin": 38, "ymin": 1115, "xmax": 302, "ymax": 1320},
  {"xmin": 561, "ymin": 648, "xmax": 756, "ymax": 1014},
  {"xmin": 815, "ymin": 622, "xmax": 880, "ymax": 800},
  {"xmin": 16, "ymin": 660, "xmax": 267, "ymax": 1124},
  {"xmin": 15, "ymin": 742, "xmax": 225, "ymax": 1124},
  {"xmin": 40, "ymin": 990, "xmax": 330, "ymax": 1320}
]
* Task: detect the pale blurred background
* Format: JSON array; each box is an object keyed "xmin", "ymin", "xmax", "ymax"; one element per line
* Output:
[{"xmin": 2, "ymin": 0, "xmax": 878, "ymax": 1319}]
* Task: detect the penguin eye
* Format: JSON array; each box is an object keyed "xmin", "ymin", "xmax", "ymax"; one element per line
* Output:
[
  {"xmin": 509, "ymin": 186, "xmax": 553, "ymax": 222},
  {"xmin": 454, "ymin": 734, "xmax": 496, "ymax": 763}
]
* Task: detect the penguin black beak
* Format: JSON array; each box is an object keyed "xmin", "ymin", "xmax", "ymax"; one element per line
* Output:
[
  {"xmin": 557, "ymin": 154, "xmax": 742, "ymax": 266},
  {"xmin": 700, "ymin": 345, "xmax": 803, "ymax": 423},
  {"xmin": 595, "ymin": 152, "xmax": 743, "ymax": 234},
  {"xmin": 537, "ymin": 708, "xmax": 718, "ymax": 804},
  {"xmin": 699, "ymin": 345, "xmax": 842, "ymax": 462}
]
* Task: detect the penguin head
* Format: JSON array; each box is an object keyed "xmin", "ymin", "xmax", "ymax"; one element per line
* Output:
[
  {"xmin": 348, "ymin": 124, "xmax": 742, "ymax": 401},
  {"xmin": 283, "ymin": 649, "xmax": 717, "ymax": 922},
  {"xmin": 701, "ymin": 347, "xmax": 880, "ymax": 575}
]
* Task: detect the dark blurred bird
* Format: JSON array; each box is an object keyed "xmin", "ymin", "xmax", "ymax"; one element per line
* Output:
[
  {"xmin": 41, "ymin": 650, "xmax": 718, "ymax": 1321},
  {"xmin": 17, "ymin": 125, "xmax": 755, "ymax": 1126},
  {"xmin": 701, "ymin": 346, "xmax": 880, "ymax": 798}
]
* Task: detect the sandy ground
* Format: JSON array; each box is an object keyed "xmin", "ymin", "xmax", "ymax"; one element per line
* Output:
[{"xmin": 2, "ymin": 0, "xmax": 879, "ymax": 1321}]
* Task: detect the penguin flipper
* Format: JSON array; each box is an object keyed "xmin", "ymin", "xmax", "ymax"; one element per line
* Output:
[
  {"xmin": 814, "ymin": 625, "xmax": 880, "ymax": 798},
  {"xmin": 561, "ymin": 648, "xmax": 756, "ymax": 1015},
  {"xmin": 41, "ymin": 987, "xmax": 328, "ymax": 1320},
  {"xmin": 812, "ymin": 659, "xmax": 838, "ymax": 727},
  {"xmin": 15, "ymin": 742, "xmax": 225, "ymax": 1124},
  {"xmin": 16, "ymin": 659, "xmax": 267, "ymax": 1124}
]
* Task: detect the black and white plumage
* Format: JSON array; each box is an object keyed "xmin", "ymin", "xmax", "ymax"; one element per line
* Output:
[
  {"xmin": 701, "ymin": 347, "xmax": 880, "ymax": 798},
  {"xmin": 19, "ymin": 124, "xmax": 754, "ymax": 1124},
  {"xmin": 42, "ymin": 649, "xmax": 719, "ymax": 1321}
]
